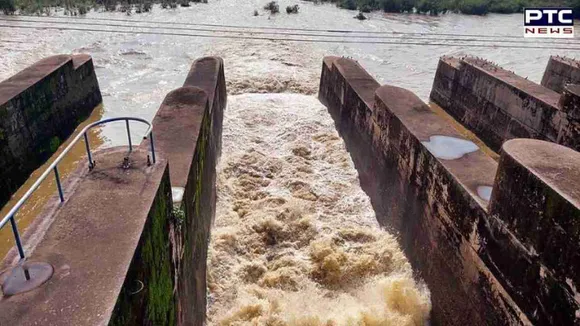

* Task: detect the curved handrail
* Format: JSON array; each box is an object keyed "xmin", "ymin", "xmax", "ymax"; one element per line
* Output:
[{"xmin": 0, "ymin": 117, "xmax": 156, "ymax": 264}]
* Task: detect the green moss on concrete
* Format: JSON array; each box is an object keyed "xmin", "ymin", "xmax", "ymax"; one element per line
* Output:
[
  {"xmin": 109, "ymin": 169, "xmax": 177, "ymax": 326},
  {"xmin": 142, "ymin": 176, "xmax": 176, "ymax": 326},
  {"xmin": 49, "ymin": 136, "xmax": 61, "ymax": 153},
  {"xmin": 172, "ymin": 206, "xmax": 185, "ymax": 226}
]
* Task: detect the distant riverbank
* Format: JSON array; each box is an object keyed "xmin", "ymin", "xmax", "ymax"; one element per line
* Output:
[
  {"xmin": 319, "ymin": 0, "xmax": 574, "ymax": 16},
  {"xmin": 0, "ymin": 0, "xmax": 206, "ymax": 16},
  {"xmin": 1, "ymin": 0, "xmax": 577, "ymax": 17}
]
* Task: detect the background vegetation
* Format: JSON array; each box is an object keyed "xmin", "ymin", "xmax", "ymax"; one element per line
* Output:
[
  {"xmin": 0, "ymin": 0, "xmax": 207, "ymax": 15},
  {"xmin": 310, "ymin": 0, "xmax": 577, "ymax": 16},
  {"xmin": 0, "ymin": 0, "xmax": 578, "ymax": 16}
]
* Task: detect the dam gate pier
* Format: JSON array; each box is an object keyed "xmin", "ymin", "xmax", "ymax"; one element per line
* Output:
[{"xmin": 0, "ymin": 54, "xmax": 579, "ymax": 325}]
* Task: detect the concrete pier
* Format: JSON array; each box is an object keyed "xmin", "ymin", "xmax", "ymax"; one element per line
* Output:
[
  {"xmin": 0, "ymin": 55, "xmax": 102, "ymax": 208},
  {"xmin": 541, "ymin": 56, "xmax": 580, "ymax": 93},
  {"xmin": 430, "ymin": 56, "xmax": 580, "ymax": 153},
  {"xmin": 1, "ymin": 52, "xmax": 578, "ymax": 325},
  {"xmin": 0, "ymin": 56, "xmax": 225, "ymax": 325},
  {"xmin": 0, "ymin": 147, "xmax": 172, "ymax": 325},
  {"xmin": 320, "ymin": 56, "xmax": 580, "ymax": 325},
  {"xmin": 485, "ymin": 139, "xmax": 580, "ymax": 325},
  {"xmin": 150, "ymin": 56, "xmax": 226, "ymax": 325}
]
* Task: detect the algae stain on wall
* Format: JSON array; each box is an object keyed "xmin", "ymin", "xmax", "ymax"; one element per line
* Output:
[{"xmin": 109, "ymin": 168, "xmax": 178, "ymax": 326}]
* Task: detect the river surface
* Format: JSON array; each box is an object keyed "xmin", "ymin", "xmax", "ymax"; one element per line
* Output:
[{"xmin": 1, "ymin": 1, "xmax": 578, "ymax": 324}]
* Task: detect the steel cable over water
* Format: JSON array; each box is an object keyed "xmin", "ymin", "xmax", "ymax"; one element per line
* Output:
[
  {"xmin": 2, "ymin": 17, "xmax": 579, "ymax": 45},
  {"xmin": 1, "ymin": 23, "xmax": 580, "ymax": 50},
  {"xmin": 14, "ymin": 13, "xmax": 580, "ymax": 41}
]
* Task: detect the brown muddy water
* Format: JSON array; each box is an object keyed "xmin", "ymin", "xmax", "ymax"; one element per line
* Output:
[{"xmin": 1, "ymin": 1, "xmax": 577, "ymax": 324}]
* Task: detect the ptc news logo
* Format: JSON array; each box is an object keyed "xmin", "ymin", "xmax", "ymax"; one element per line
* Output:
[{"xmin": 524, "ymin": 8, "xmax": 574, "ymax": 38}]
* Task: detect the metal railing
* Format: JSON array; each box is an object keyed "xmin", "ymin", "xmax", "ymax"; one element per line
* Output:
[{"xmin": 0, "ymin": 117, "xmax": 156, "ymax": 268}]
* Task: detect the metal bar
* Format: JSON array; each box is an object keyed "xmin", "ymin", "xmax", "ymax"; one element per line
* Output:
[
  {"xmin": 0, "ymin": 117, "xmax": 152, "ymax": 230},
  {"xmin": 149, "ymin": 131, "xmax": 156, "ymax": 164},
  {"xmin": 125, "ymin": 119, "xmax": 132, "ymax": 151},
  {"xmin": 10, "ymin": 217, "xmax": 30, "ymax": 280},
  {"xmin": 0, "ymin": 117, "xmax": 153, "ymax": 261},
  {"xmin": 9, "ymin": 217, "xmax": 25, "ymax": 260},
  {"xmin": 84, "ymin": 132, "xmax": 93, "ymax": 168},
  {"xmin": 54, "ymin": 166, "xmax": 64, "ymax": 203}
]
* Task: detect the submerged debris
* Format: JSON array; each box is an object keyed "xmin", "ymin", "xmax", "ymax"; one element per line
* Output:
[
  {"xmin": 286, "ymin": 4, "xmax": 299, "ymax": 14},
  {"xmin": 263, "ymin": 1, "xmax": 279, "ymax": 14},
  {"xmin": 354, "ymin": 11, "xmax": 367, "ymax": 20}
]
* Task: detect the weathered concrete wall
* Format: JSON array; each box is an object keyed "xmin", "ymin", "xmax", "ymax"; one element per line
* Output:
[
  {"xmin": 557, "ymin": 84, "xmax": 580, "ymax": 150},
  {"xmin": 184, "ymin": 56, "xmax": 227, "ymax": 157},
  {"xmin": 0, "ymin": 56, "xmax": 225, "ymax": 326},
  {"xmin": 482, "ymin": 139, "xmax": 580, "ymax": 325},
  {"xmin": 150, "ymin": 56, "xmax": 226, "ymax": 325},
  {"xmin": 322, "ymin": 56, "xmax": 580, "ymax": 324},
  {"xmin": 430, "ymin": 56, "xmax": 568, "ymax": 152},
  {"xmin": 320, "ymin": 57, "xmax": 526, "ymax": 325},
  {"xmin": 0, "ymin": 147, "xmax": 175, "ymax": 325},
  {"xmin": 0, "ymin": 54, "xmax": 102, "ymax": 208},
  {"xmin": 541, "ymin": 56, "xmax": 580, "ymax": 93}
]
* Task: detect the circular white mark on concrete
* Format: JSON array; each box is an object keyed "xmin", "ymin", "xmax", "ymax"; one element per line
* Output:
[
  {"xmin": 421, "ymin": 135, "xmax": 479, "ymax": 160},
  {"xmin": 477, "ymin": 186, "xmax": 493, "ymax": 201},
  {"xmin": 172, "ymin": 186, "xmax": 184, "ymax": 204}
]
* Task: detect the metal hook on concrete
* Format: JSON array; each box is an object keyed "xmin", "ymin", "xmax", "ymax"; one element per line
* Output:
[
  {"xmin": 122, "ymin": 157, "xmax": 131, "ymax": 169},
  {"xmin": 129, "ymin": 280, "xmax": 144, "ymax": 295}
]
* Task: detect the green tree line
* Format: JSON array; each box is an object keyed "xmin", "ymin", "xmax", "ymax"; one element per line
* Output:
[
  {"xmin": 310, "ymin": 0, "xmax": 577, "ymax": 16},
  {"xmin": 0, "ymin": 0, "xmax": 206, "ymax": 15},
  {"xmin": 1, "ymin": 0, "xmax": 579, "ymax": 16}
]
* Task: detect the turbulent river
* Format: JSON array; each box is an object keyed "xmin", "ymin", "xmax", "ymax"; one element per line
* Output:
[{"xmin": 0, "ymin": 1, "xmax": 571, "ymax": 324}]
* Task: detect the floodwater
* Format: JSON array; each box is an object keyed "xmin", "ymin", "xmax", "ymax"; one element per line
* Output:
[
  {"xmin": 0, "ymin": 1, "xmax": 576, "ymax": 323},
  {"xmin": 208, "ymin": 93, "xmax": 430, "ymax": 324}
]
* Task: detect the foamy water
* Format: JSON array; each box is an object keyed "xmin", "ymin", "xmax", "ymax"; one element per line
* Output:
[
  {"xmin": 208, "ymin": 90, "xmax": 431, "ymax": 324},
  {"xmin": 1, "ymin": 2, "xmax": 563, "ymax": 322}
]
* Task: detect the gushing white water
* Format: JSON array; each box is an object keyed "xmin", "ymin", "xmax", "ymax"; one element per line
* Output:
[
  {"xmin": 172, "ymin": 186, "xmax": 185, "ymax": 204},
  {"xmin": 208, "ymin": 93, "xmax": 431, "ymax": 325},
  {"xmin": 0, "ymin": 2, "xmax": 555, "ymax": 321}
]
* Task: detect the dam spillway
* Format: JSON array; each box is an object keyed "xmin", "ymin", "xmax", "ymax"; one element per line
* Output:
[
  {"xmin": 206, "ymin": 93, "xmax": 430, "ymax": 324},
  {"xmin": 0, "ymin": 25, "xmax": 580, "ymax": 326}
]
